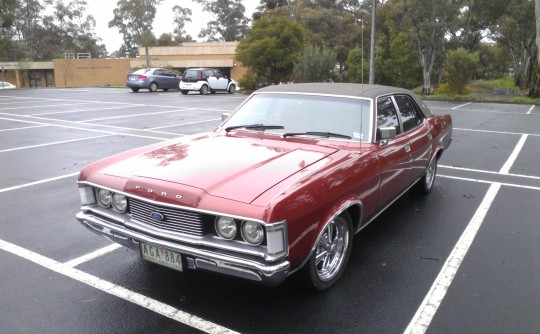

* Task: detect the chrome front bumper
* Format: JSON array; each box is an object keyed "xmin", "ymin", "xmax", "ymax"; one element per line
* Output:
[{"xmin": 76, "ymin": 211, "xmax": 290, "ymax": 286}]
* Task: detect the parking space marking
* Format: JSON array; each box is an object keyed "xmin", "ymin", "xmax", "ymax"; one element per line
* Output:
[
  {"xmin": 63, "ymin": 244, "xmax": 122, "ymax": 268},
  {"xmin": 0, "ymin": 124, "xmax": 50, "ymax": 132},
  {"xmin": 0, "ymin": 134, "xmax": 113, "ymax": 153},
  {"xmin": 440, "ymin": 165, "xmax": 540, "ymax": 181},
  {"xmin": 439, "ymin": 174, "xmax": 540, "ymax": 191},
  {"xmin": 0, "ymin": 172, "xmax": 79, "ymax": 193},
  {"xmin": 30, "ymin": 106, "xmax": 131, "ymax": 116},
  {"xmin": 0, "ymin": 116, "xmax": 170, "ymax": 140},
  {"xmin": 499, "ymin": 134, "xmax": 528, "ymax": 174},
  {"xmin": 404, "ymin": 183, "xmax": 502, "ymax": 334},
  {"xmin": 147, "ymin": 118, "xmax": 222, "ymax": 130},
  {"xmin": 0, "ymin": 102, "xmax": 94, "ymax": 111},
  {"xmin": 78, "ymin": 108, "xmax": 196, "ymax": 123},
  {"xmin": 451, "ymin": 102, "xmax": 472, "ymax": 109},
  {"xmin": 526, "ymin": 105, "xmax": 535, "ymax": 114},
  {"xmin": 454, "ymin": 127, "xmax": 540, "ymax": 137},
  {"xmin": 0, "ymin": 238, "xmax": 239, "ymax": 334}
]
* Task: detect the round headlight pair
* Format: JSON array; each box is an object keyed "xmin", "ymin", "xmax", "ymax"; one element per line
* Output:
[
  {"xmin": 96, "ymin": 188, "xmax": 128, "ymax": 212},
  {"xmin": 215, "ymin": 216, "xmax": 264, "ymax": 245}
]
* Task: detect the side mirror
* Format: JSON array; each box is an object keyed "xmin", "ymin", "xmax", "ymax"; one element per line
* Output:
[{"xmin": 377, "ymin": 126, "xmax": 397, "ymax": 145}]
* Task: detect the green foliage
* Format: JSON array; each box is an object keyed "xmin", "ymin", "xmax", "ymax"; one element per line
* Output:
[
  {"xmin": 237, "ymin": 71, "xmax": 258, "ymax": 92},
  {"xmin": 444, "ymin": 48, "xmax": 480, "ymax": 94},
  {"xmin": 293, "ymin": 45, "xmax": 336, "ymax": 82},
  {"xmin": 236, "ymin": 17, "xmax": 304, "ymax": 84},
  {"xmin": 109, "ymin": 0, "xmax": 163, "ymax": 55},
  {"xmin": 375, "ymin": 33, "xmax": 422, "ymax": 89},
  {"xmin": 345, "ymin": 47, "xmax": 369, "ymax": 83},
  {"xmin": 193, "ymin": 0, "xmax": 249, "ymax": 41}
]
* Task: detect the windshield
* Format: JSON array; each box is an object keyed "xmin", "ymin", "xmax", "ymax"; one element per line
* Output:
[{"xmin": 223, "ymin": 93, "xmax": 372, "ymax": 142}]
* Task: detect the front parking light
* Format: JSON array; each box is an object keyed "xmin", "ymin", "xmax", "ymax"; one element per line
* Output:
[{"xmin": 78, "ymin": 185, "xmax": 96, "ymax": 205}]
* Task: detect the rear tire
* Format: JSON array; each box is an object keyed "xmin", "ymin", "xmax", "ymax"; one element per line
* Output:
[
  {"xmin": 181, "ymin": 90, "xmax": 188, "ymax": 95},
  {"xmin": 414, "ymin": 155, "xmax": 437, "ymax": 195},
  {"xmin": 131, "ymin": 88, "xmax": 139, "ymax": 93},
  {"xmin": 303, "ymin": 212, "xmax": 353, "ymax": 291},
  {"xmin": 200, "ymin": 85, "xmax": 209, "ymax": 95},
  {"xmin": 163, "ymin": 88, "xmax": 169, "ymax": 92},
  {"xmin": 228, "ymin": 84, "xmax": 236, "ymax": 94},
  {"xmin": 149, "ymin": 82, "xmax": 158, "ymax": 92}
]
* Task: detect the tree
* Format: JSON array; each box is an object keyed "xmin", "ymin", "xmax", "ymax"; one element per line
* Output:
[
  {"xmin": 109, "ymin": 0, "xmax": 163, "ymax": 65},
  {"xmin": 345, "ymin": 47, "xmax": 369, "ymax": 83},
  {"xmin": 293, "ymin": 45, "xmax": 337, "ymax": 82},
  {"xmin": 194, "ymin": 0, "xmax": 250, "ymax": 41},
  {"xmin": 236, "ymin": 16, "xmax": 305, "ymax": 84},
  {"xmin": 444, "ymin": 48, "xmax": 479, "ymax": 94},
  {"xmin": 0, "ymin": 0, "xmax": 17, "ymax": 60},
  {"xmin": 172, "ymin": 5, "xmax": 193, "ymax": 41},
  {"xmin": 492, "ymin": 0, "xmax": 536, "ymax": 89},
  {"xmin": 529, "ymin": 0, "xmax": 540, "ymax": 98},
  {"xmin": 402, "ymin": 0, "xmax": 465, "ymax": 94}
]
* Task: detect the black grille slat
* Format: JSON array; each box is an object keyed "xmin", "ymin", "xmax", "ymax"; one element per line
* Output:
[{"xmin": 129, "ymin": 198, "xmax": 214, "ymax": 236}]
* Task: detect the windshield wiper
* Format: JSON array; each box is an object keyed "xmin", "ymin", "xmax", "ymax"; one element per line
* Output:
[
  {"xmin": 225, "ymin": 124, "xmax": 284, "ymax": 132},
  {"xmin": 283, "ymin": 131, "xmax": 352, "ymax": 139}
]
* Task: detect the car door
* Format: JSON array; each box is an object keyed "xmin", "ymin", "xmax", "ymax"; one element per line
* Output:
[
  {"xmin": 394, "ymin": 95, "xmax": 432, "ymax": 182},
  {"xmin": 207, "ymin": 69, "xmax": 228, "ymax": 90},
  {"xmin": 375, "ymin": 96, "xmax": 412, "ymax": 209}
]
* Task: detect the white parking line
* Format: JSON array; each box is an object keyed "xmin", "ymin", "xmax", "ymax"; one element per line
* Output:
[
  {"xmin": 63, "ymin": 244, "xmax": 122, "ymax": 268},
  {"xmin": 451, "ymin": 102, "xmax": 472, "ymax": 109},
  {"xmin": 0, "ymin": 172, "xmax": 79, "ymax": 193},
  {"xmin": 526, "ymin": 105, "xmax": 535, "ymax": 115},
  {"xmin": 0, "ymin": 238, "xmax": 239, "ymax": 334},
  {"xmin": 0, "ymin": 124, "xmax": 49, "ymax": 132},
  {"xmin": 440, "ymin": 165, "xmax": 540, "ymax": 181},
  {"xmin": 499, "ymin": 134, "xmax": 528, "ymax": 174},
  {"xmin": 404, "ymin": 183, "xmax": 501, "ymax": 334},
  {"xmin": 454, "ymin": 127, "xmax": 540, "ymax": 137},
  {"xmin": 0, "ymin": 134, "xmax": 112, "ymax": 153}
]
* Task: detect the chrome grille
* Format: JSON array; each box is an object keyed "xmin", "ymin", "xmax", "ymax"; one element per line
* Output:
[{"xmin": 129, "ymin": 198, "xmax": 214, "ymax": 236}]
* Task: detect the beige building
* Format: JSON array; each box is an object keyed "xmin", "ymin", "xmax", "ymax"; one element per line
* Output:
[{"xmin": 0, "ymin": 42, "xmax": 248, "ymax": 89}]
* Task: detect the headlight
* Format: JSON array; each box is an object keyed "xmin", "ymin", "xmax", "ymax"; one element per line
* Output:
[
  {"xmin": 241, "ymin": 220, "xmax": 264, "ymax": 245},
  {"xmin": 97, "ymin": 189, "xmax": 112, "ymax": 207},
  {"xmin": 215, "ymin": 216, "xmax": 237, "ymax": 240},
  {"xmin": 111, "ymin": 193, "xmax": 128, "ymax": 212}
]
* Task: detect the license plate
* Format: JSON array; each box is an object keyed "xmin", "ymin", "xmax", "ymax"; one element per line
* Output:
[{"xmin": 140, "ymin": 243, "xmax": 183, "ymax": 271}]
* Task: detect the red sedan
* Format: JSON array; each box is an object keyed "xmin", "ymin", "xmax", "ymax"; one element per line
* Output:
[{"xmin": 76, "ymin": 83, "xmax": 452, "ymax": 290}]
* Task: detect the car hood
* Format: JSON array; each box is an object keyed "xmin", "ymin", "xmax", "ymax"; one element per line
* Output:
[{"xmin": 95, "ymin": 134, "xmax": 338, "ymax": 204}]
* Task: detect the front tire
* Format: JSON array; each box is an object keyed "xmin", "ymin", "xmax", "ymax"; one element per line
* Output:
[
  {"xmin": 304, "ymin": 213, "xmax": 353, "ymax": 291},
  {"xmin": 228, "ymin": 84, "xmax": 236, "ymax": 94},
  {"xmin": 200, "ymin": 85, "xmax": 209, "ymax": 95},
  {"xmin": 181, "ymin": 90, "xmax": 188, "ymax": 95},
  {"xmin": 414, "ymin": 155, "xmax": 438, "ymax": 195},
  {"xmin": 131, "ymin": 88, "xmax": 139, "ymax": 93},
  {"xmin": 149, "ymin": 82, "xmax": 158, "ymax": 92},
  {"xmin": 163, "ymin": 88, "xmax": 169, "ymax": 92}
]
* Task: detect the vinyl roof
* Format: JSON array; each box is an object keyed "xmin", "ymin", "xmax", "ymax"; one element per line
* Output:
[{"xmin": 256, "ymin": 83, "xmax": 416, "ymax": 100}]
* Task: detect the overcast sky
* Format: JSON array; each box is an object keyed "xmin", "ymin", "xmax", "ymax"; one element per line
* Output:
[{"xmin": 84, "ymin": 0, "xmax": 258, "ymax": 54}]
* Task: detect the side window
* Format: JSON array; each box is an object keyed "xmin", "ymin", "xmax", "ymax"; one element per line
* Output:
[
  {"xmin": 377, "ymin": 96, "xmax": 400, "ymax": 138},
  {"xmin": 205, "ymin": 70, "xmax": 214, "ymax": 78},
  {"xmin": 215, "ymin": 70, "xmax": 223, "ymax": 78},
  {"xmin": 394, "ymin": 95, "xmax": 424, "ymax": 132}
]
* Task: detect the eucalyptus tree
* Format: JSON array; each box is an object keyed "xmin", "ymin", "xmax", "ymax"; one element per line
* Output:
[
  {"xmin": 293, "ymin": 45, "xmax": 337, "ymax": 82},
  {"xmin": 109, "ymin": 0, "xmax": 163, "ymax": 64},
  {"xmin": 173, "ymin": 5, "xmax": 193, "ymax": 41},
  {"xmin": 402, "ymin": 0, "xmax": 465, "ymax": 94},
  {"xmin": 530, "ymin": 0, "xmax": 540, "ymax": 97},
  {"xmin": 194, "ymin": 0, "xmax": 250, "ymax": 41},
  {"xmin": 492, "ymin": 0, "xmax": 536, "ymax": 89}
]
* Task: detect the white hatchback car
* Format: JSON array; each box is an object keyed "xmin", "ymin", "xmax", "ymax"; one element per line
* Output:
[
  {"xmin": 180, "ymin": 68, "xmax": 237, "ymax": 95},
  {"xmin": 0, "ymin": 82, "xmax": 16, "ymax": 89}
]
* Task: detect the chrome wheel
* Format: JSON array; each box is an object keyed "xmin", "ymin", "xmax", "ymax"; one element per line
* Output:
[
  {"xmin": 414, "ymin": 155, "xmax": 437, "ymax": 195},
  {"xmin": 149, "ymin": 82, "xmax": 158, "ymax": 92},
  {"xmin": 304, "ymin": 214, "xmax": 352, "ymax": 290}
]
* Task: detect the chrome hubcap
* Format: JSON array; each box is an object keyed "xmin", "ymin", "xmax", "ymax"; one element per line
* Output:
[
  {"xmin": 425, "ymin": 158, "xmax": 436, "ymax": 188},
  {"xmin": 315, "ymin": 219, "xmax": 349, "ymax": 282}
]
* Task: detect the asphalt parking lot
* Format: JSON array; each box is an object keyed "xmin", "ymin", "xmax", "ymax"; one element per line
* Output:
[{"xmin": 0, "ymin": 88, "xmax": 539, "ymax": 334}]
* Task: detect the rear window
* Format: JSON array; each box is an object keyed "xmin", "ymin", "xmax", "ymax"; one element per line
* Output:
[
  {"xmin": 183, "ymin": 70, "xmax": 202, "ymax": 79},
  {"xmin": 133, "ymin": 68, "xmax": 152, "ymax": 75}
]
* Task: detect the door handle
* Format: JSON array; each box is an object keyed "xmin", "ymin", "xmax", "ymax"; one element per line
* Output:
[
  {"xmin": 404, "ymin": 144, "xmax": 411, "ymax": 153},
  {"xmin": 427, "ymin": 133, "xmax": 433, "ymax": 140}
]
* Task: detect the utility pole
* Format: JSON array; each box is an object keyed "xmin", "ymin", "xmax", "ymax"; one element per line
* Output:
[{"xmin": 369, "ymin": 0, "xmax": 377, "ymax": 84}]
